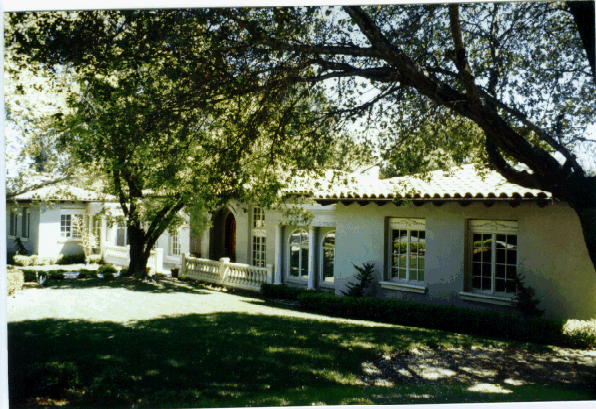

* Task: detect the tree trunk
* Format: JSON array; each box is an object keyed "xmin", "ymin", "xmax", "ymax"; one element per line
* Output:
[
  {"xmin": 565, "ymin": 175, "xmax": 596, "ymax": 272},
  {"xmin": 127, "ymin": 225, "xmax": 151, "ymax": 279}
]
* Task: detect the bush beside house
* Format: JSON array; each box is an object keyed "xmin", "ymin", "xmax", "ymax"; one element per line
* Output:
[
  {"xmin": 7, "ymin": 269, "xmax": 24, "ymax": 296},
  {"xmin": 297, "ymin": 292, "xmax": 596, "ymax": 349}
]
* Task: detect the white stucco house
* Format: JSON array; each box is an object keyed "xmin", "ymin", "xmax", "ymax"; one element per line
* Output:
[
  {"xmin": 6, "ymin": 184, "xmax": 190, "ymax": 272},
  {"xmin": 7, "ymin": 165, "xmax": 595, "ymax": 320},
  {"xmin": 190, "ymin": 165, "xmax": 595, "ymax": 320}
]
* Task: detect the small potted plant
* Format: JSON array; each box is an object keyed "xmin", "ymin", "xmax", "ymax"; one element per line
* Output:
[{"xmin": 171, "ymin": 268, "xmax": 179, "ymax": 278}]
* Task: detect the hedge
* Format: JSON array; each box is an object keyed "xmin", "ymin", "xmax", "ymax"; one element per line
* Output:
[
  {"xmin": 297, "ymin": 292, "xmax": 596, "ymax": 349},
  {"xmin": 12, "ymin": 255, "xmax": 58, "ymax": 267},
  {"xmin": 98, "ymin": 264, "xmax": 117, "ymax": 275},
  {"xmin": 57, "ymin": 253, "xmax": 86, "ymax": 265},
  {"xmin": 7, "ymin": 269, "xmax": 24, "ymax": 295},
  {"xmin": 261, "ymin": 283, "xmax": 314, "ymax": 300}
]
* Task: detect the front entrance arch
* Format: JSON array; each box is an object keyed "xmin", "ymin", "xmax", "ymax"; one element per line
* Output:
[{"xmin": 209, "ymin": 207, "xmax": 236, "ymax": 262}]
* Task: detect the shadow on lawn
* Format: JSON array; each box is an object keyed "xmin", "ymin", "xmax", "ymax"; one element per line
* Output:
[
  {"xmin": 8, "ymin": 311, "xmax": 487, "ymax": 408},
  {"xmin": 43, "ymin": 278, "xmax": 211, "ymax": 295}
]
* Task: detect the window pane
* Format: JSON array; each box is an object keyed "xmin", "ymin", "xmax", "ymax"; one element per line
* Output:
[
  {"xmin": 417, "ymin": 270, "xmax": 424, "ymax": 281},
  {"xmin": 495, "ymin": 264, "xmax": 505, "ymax": 278},
  {"xmin": 290, "ymin": 246, "xmax": 300, "ymax": 277},
  {"xmin": 507, "ymin": 235, "xmax": 517, "ymax": 247},
  {"xmin": 482, "ymin": 277, "xmax": 491, "ymax": 291},
  {"xmin": 495, "ymin": 278, "xmax": 505, "ymax": 292},
  {"xmin": 323, "ymin": 249, "xmax": 334, "ymax": 281},
  {"xmin": 300, "ymin": 231, "xmax": 309, "ymax": 248},
  {"xmin": 505, "ymin": 280, "xmax": 517, "ymax": 293},
  {"xmin": 506, "ymin": 265, "xmax": 517, "ymax": 280},
  {"xmin": 472, "ymin": 276, "xmax": 481, "ymax": 289},
  {"xmin": 496, "ymin": 249, "xmax": 506, "ymax": 264},
  {"xmin": 507, "ymin": 249, "xmax": 517, "ymax": 265},
  {"xmin": 482, "ymin": 246, "xmax": 492, "ymax": 263},
  {"xmin": 323, "ymin": 233, "xmax": 335, "ymax": 249},
  {"xmin": 410, "ymin": 257, "xmax": 418, "ymax": 270},
  {"xmin": 290, "ymin": 231, "xmax": 300, "ymax": 246},
  {"xmin": 300, "ymin": 246, "xmax": 309, "ymax": 278}
]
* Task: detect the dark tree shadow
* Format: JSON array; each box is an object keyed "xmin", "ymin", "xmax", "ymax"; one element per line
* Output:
[{"xmin": 42, "ymin": 278, "xmax": 211, "ymax": 295}]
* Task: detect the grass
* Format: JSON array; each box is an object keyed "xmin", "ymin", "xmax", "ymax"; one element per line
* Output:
[{"xmin": 8, "ymin": 278, "xmax": 595, "ymax": 407}]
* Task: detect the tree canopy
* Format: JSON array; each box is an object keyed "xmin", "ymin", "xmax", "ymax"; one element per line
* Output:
[{"xmin": 5, "ymin": 2, "xmax": 596, "ymax": 272}]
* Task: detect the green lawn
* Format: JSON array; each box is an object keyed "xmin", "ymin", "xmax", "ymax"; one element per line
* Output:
[{"xmin": 8, "ymin": 278, "xmax": 595, "ymax": 407}]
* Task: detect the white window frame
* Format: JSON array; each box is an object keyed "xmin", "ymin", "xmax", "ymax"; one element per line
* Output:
[
  {"xmin": 252, "ymin": 229, "xmax": 267, "ymax": 267},
  {"xmin": 287, "ymin": 228, "xmax": 309, "ymax": 280},
  {"xmin": 253, "ymin": 206, "xmax": 265, "ymax": 228},
  {"xmin": 320, "ymin": 231, "xmax": 336, "ymax": 284},
  {"xmin": 93, "ymin": 217, "xmax": 102, "ymax": 246},
  {"xmin": 170, "ymin": 231, "xmax": 181, "ymax": 256},
  {"xmin": 21, "ymin": 208, "xmax": 30, "ymax": 239},
  {"xmin": 60, "ymin": 210, "xmax": 84, "ymax": 240},
  {"xmin": 9, "ymin": 211, "xmax": 18, "ymax": 237},
  {"xmin": 251, "ymin": 206, "xmax": 266, "ymax": 267},
  {"xmin": 468, "ymin": 220, "xmax": 518, "ymax": 297},
  {"xmin": 115, "ymin": 221, "xmax": 129, "ymax": 247},
  {"xmin": 387, "ymin": 218, "xmax": 426, "ymax": 283}
]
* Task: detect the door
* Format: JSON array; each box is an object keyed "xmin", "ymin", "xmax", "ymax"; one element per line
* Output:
[{"xmin": 224, "ymin": 212, "xmax": 236, "ymax": 262}]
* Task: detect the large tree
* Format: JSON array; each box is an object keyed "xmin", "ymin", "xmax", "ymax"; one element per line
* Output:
[
  {"xmin": 209, "ymin": 2, "xmax": 596, "ymax": 270},
  {"xmin": 7, "ymin": 2, "xmax": 596, "ymax": 272},
  {"xmin": 6, "ymin": 10, "xmax": 337, "ymax": 277}
]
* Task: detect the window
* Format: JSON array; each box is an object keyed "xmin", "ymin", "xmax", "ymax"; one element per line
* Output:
[
  {"xmin": 388, "ymin": 218, "xmax": 426, "ymax": 282},
  {"xmin": 289, "ymin": 229, "xmax": 309, "ymax": 279},
  {"xmin": 93, "ymin": 217, "xmax": 102, "ymax": 244},
  {"xmin": 321, "ymin": 231, "xmax": 335, "ymax": 283},
  {"xmin": 252, "ymin": 232, "xmax": 266, "ymax": 267},
  {"xmin": 170, "ymin": 232, "xmax": 181, "ymax": 256},
  {"xmin": 253, "ymin": 206, "xmax": 264, "ymax": 228},
  {"xmin": 60, "ymin": 211, "xmax": 83, "ymax": 239},
  {"xmin": 251, "ymin": 206, "xmax": 266, "ymax": 267},
  {"xmin": 115, "ymin": 222, "xmax": 129, "ymax": 247},
  {"xmin": 469, "ymin": 220, "xmax": 518, "ymax": 295},
  {"xmin": 9, "ymin": 211, "xmax": 18, "ymax": 237},
  {"xmin": 21, "ymin": 208, "xmax": 30, "ymax": 238}
]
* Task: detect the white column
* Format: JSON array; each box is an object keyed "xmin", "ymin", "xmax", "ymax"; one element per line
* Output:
[
  {"xmin": 274, "ymin": 225, "xmax": 283, "ymax": 284},
  {"xmin": 308, "ymin": 226, "xmax": 316, "ymax": 290}
]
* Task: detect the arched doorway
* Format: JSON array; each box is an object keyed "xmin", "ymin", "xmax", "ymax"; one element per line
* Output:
[{"xmin": 224, "ymin": 212, "xmax": 236, "ymax": 262}]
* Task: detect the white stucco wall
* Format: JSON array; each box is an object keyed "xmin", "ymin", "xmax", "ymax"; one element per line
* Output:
[
  {"xmin": 37, "ymin": 204, "xmax": 87, "ymax": 257},
  {"xmin": 333, "ymin": 201, "xmax": 595, "ymax": 320}
]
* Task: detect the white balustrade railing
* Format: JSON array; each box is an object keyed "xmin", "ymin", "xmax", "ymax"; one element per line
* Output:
[
  {"xmin": 102, "ymin": 245, "xmax": 164, "ymax": 273},
  {"xmin": 181, "ymin": 254, "xmax": 273, "ymax": 292}
]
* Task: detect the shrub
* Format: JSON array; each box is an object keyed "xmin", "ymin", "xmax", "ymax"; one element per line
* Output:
[
  {"xmin": 119, "ymin": 268, "xmax": 132, "ymax": 277},
  {"xmin": 78, "ymin": 270, "xmax": 98, "ymax": 279},
  {"xmin": 14, "ymin": 237, "xmax": 29, "ymax": 256},
  {"xmin": 87, "ymin": 254, "xmax": 104, "ymax": 264},
  {"xmin": 13, "ymin": 255, "xmax": 38, "ymax": 267},
  {"xmin": 515, "ymin": 272, "xmax": 544, "ymax": 317},
  {"xmin": 23, "ymin": 270, "xmax": 38, "ymax": 283},
  {"xmin": 98, "ymin": 264, "xmax": 117, "ymax": 275},
  {"xmin": 342, "ymin": 262, "xmax": 376, "ymax": 297},
  {"xmin": 7, "ymin": 269, "xmax": 24, "ymax": 295},
  {"xmin": 103, "ymin": 272, "xmax": 115, "ymax": 279},
  {"xmin": 297, "ymin": 292, "xmax": 596, "ymax": 349},
  {"xmin": 156, "ymin": 273, "xmax": 167, "ymax": 278},
  {"xmin": 562, "ymin": 319, "xmax": 596, "ymax": 348},
  {"xmin": 48, "ymin": 271, "xmax": 64, "ymax": 280},
  {"xmin": 39, "ymin": 256, "xmax": 58, "ymax": 266},
  {"xmin": 261, "ymin": 283, "xmax": 312, "ymax": 300},
  {"xmin": 57, "ymin": 253, "xmax": 86, "ymax": 265}
]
